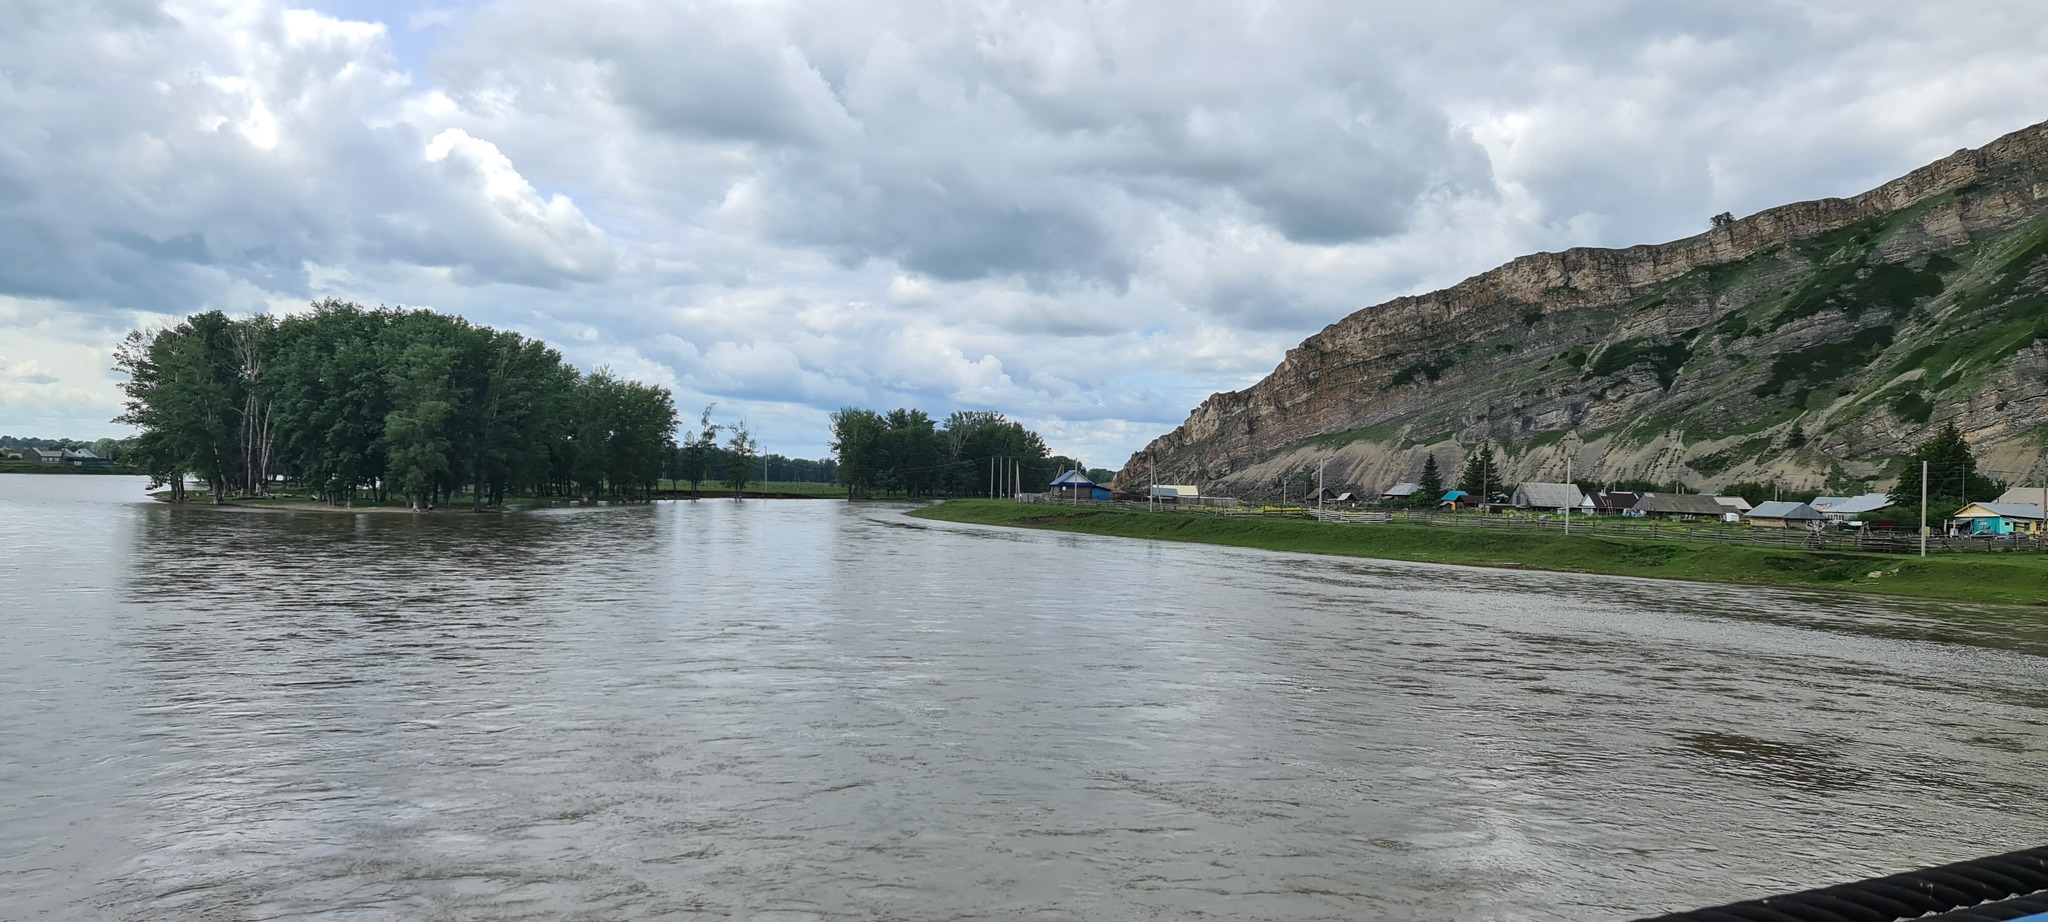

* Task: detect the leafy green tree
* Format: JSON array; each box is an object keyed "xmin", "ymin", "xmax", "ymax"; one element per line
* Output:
[
  {"xmin": 830, "ymin": 407, "xmax": 886, "ymax": 498},
  {"xmin": 724, "ymin": 420, "xmax": 758, "ymax": 497},
  {"xmin": 681, "ymin": 404, "xmax": 721, "ymax": 497},
  {"xmin": 119, "ymin": 303, "xmax": 677, "ymax": 509},
  {"xmin": 383, "ymin": 342, "xmax": 457, "ymax": 511},
  {"xmin": 1418, "ymin": 454, "xmax": 1444, "ymax": 504}
]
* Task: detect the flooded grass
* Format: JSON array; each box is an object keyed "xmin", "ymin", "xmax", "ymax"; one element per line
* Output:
[{"xmin": 912, "ymin": 500, "xmax": 2048, "ymax": 605}]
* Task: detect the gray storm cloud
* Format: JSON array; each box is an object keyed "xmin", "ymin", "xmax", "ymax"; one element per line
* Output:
[{"xmin": 1, "ymin": 0, "xmax": 2044, "ymax": 461}]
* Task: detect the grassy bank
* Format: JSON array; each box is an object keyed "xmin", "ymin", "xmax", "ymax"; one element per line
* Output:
[
  {"xmin": 910, "ymin": 500, "xmax": 2048, "ymax": 606},
  {"xmin": 1, "ymin": 461, "xmax": 138, "ymax": 475}
]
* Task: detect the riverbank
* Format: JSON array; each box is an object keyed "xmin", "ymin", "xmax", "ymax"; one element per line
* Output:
[
  {"xmin": 1, "ymin": 462, "xmax": 138, "ymax": 475},
  {"xmin": 910, "ymin": 500, "xmax": 2048, "ymax": 605}
]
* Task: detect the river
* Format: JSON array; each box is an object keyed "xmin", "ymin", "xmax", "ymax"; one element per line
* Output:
[{"xmin": 1, "ymin": 475, "xmax": 2043, "ymax": 920}]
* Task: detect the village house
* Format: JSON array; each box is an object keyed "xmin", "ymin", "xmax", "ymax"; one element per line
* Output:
[
  {"xmin": 18, "ymin": 447, "xmax": 67, "ymax": 465},
  {"xmin": 1995, "ymin": 486, "xmax": 2048, "ymax": 507},
  {"xmin": 1631, "ymin": 493, "xmax": 1730, "ymax": 519},
  {"xmin": 1381, "ymin": 482, "xmax": 1423, "ymax": 502},
  {"xmin": 1810, "ymin": 493, "xmax": 1892, "ymax": 523},
  {"xmin": 1511, "ymin": 482, "xmax": 1585, "ymax": 513},
  {"xmin": 1950, "ymin": 502, "xmax": 2044, "ymax": 536},
  {"xmin": 1581, "ymin": 491, "xmax": 1640, "ymax": 516},
  {"xmin": 1710, "ymin": 495, "xmax": 1753, "ymax": 515},
  {"xmin": 1746, "ymin": 501, "xmax": 1826, "ymax": 529},
  {"xmin": 1048, "ymin": 470, "xmax": 1110, "ymax": 501}
]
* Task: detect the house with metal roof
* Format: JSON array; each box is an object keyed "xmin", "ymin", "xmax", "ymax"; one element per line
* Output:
[
  {"xmin": 1049, "ymin": 470, "xmax": 1110, "ymax": 501},
  {"xmin": 1381, "ymin": 482, "xmax": 1423, "ymax": 501},
  {"xmin": 1710, "ymin": 495, "xmax": 1753, "ymax": 514},
  {"xmin": 1994, "ymin": 486, "xmax": 2048, "ymax": 506},
  {"xmin": 1511, "ymin": 482, "xmax": 1585, "ymax": 512},
  {"xmin": 1581, "ymin": 491, "xmax": 1640, "ymax": 516},
  {"xmin": 1950, "ymin": 502, "xmax": 2044, "ymax": 536},
  {"xmin": 1149, "ymin": 484, "xmax": 1200, "ymax": 500},
  {"xmin": 1632, "ymin": 493, "xmax": 1730, "ymax": 519},
  {"xmin": 1810, "ymin": 492, "xmax": 1892, "ymax": 521},
  {"xmin": 1746, "ymin": 501, "xmax": 1826, "ymax": 528}
]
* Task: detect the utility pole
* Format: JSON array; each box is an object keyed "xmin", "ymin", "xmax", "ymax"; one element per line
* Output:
[
  {"xmin": 1920, "ymin": 460, "xmax": 1928, "ymax": 558},
  {"xmin": 1565, "ymin": 453, "xmax": 1572, "ymax": 535},
  {"xmin": 1150, "ymin": 463, "xmax": 1156, "ymax": 513},
  {"xmin": 1317, "ymin": 459, "xmax": 1326, "ymax": 516}
]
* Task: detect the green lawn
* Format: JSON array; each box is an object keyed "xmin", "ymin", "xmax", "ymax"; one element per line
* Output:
[
  {"xmin": 0, "ymin": 461, "xmax": 136, "ymax": 475},
  {"xmin": 910, "ymin": 500, "xmax": 2048, "ymax": 606}
]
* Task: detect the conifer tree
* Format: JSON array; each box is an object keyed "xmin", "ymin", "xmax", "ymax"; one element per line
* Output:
[
  {"xmin": 1457, "ymin": 444, "xmax": 1501, "ymax": 498},
  {"xmin": 1417, "ymin": 454, "xmax": 1444, "ymax": 505}
]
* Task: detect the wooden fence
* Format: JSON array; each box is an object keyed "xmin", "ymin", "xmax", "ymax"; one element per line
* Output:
[{"xmin": 1013, "ymin": 495, "xmax": 2042, "ymax": 555}]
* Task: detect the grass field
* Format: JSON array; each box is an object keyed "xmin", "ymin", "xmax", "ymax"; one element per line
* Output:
[
  {"xmin": 910, "ymin": 500, "xmax": 2048, "ymax": 606},
  {"xmin": 0, "ymin": 461, "xmax": 136, "ymax": 475}
]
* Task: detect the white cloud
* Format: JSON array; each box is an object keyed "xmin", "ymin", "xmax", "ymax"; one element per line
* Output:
[{"xmin": 4, "ymin": 0, "xmax": 2047, "ymax": 465}]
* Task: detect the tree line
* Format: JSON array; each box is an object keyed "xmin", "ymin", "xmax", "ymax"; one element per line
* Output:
[
  {"xmin": 829, "ymin": 407, "xmax": 1085, "ymax": 499},
  {"xmin": 117, "ymin": 301, "xmax": 680, "ymax": 510}
]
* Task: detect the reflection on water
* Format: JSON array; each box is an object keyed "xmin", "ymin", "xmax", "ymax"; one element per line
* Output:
[{"xmin": 1, "ymin": 475, "xmax": 2045, "ymax": 921}]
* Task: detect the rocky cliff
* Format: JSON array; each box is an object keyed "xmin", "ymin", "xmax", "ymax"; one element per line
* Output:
[{"xmin": 1120, "ymin": 119, "xmax": 2048, "ymax": 497}]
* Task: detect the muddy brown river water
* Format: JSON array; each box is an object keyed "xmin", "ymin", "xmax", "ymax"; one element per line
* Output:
[{"xmin": 2, "ymin": 475, "xmax": 2044, "ymax": 920}]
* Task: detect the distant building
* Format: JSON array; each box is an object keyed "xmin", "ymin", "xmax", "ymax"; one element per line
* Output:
[
  {"xmin": 1710, "ymin": 495, "xmax": 1753, "ymax": 514},
  {"xmin": 1746, "ymin": 501, "xmax": 1825, "ymax": 529},
  {"xmin": 1950, "ymin": 502, "xmax": 2044, "ymax": 536},
  {"xmin": 1511, "ymin": 482, "xmax": 1585, "ymax": 513},
  {"xmin": 19, "ymin": 447, "xmax": 65, "ymax": 465},
  {"xmin": 1150, "ymin": 484, "xmax": 1200, "ymax": 502},
  {"xmin": 1582, "ymin": 491, "xmax": 1640, "ymax": 516},
  {"xmin": 1382, "ymin": 482, "xmax": 1423, "ymax": 502},
  {"xmin": 1049, "ymin": 470, "xmax": 1110, "ymax": 501},
  {"xmin": 1632, "ymin": 493, "xmax": 1730, "ymax": 519},
  {"xmin": 1439, "ymin": 489, "xmax": 1471, "ymax": 508},
  {"xmin": 1995, "ymin": 486, "xmax": 2048, "ymax": 506},
  {"xmin": 1810, "ymin": 492, "xmax": 1892, "ymax": 522}
]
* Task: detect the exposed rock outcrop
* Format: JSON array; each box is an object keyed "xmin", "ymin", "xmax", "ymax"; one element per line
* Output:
[{"xmin": 1121, "ymin": 119, "xmax": 2048, "ymax": 497}]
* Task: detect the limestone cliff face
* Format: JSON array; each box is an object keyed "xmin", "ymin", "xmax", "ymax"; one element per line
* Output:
[{"xmin": 1120, "ymin": 119, "xmax": 2048, "ymax": 496}]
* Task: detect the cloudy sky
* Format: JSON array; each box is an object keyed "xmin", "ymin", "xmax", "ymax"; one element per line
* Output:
[{"xmin": 4, "ymin": 0, "xmax": 2045, "ymax": 464}]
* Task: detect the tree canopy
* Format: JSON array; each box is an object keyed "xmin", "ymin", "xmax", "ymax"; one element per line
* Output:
[
  {"xmin": 1456, "ymin": 444, "xmax": 1504, "ymax": 498},
  {"xmin": 831, "ymin": 407, "xmax": 1054, "ymax": 499},
  {"xmin": 1886, "ymin": 422, "xmax": 2003, "ymax": 524},
  {"xmin": 117, "ymin": 301, "xmax": 679, "ymax": 508}
]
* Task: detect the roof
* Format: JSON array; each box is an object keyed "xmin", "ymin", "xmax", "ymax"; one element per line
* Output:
[
  {"xmin": 1812, "ymin": 492, "xmax": 1891, "ymax": 516},
  {"xmin": 1749, "ymin": 501, "xmax": 1824, "ymax": 520},
  {"xmin": 1332, "ymin": 492, "xmax": 1355, "ymax": 502},
  {"xmin": 1995, "ymin": 487, "xmax": 2048, "ymax": 505},
  {"xmin": 1383, "ymin": 482, "xmax": 1422, "ymax": 497},
  {"xmin": 1513, "ymin": 482, "xmax": 1585, "ymax": 509},
  {"xmin": 1585, "ymin": 491, "xmax": 1640, "ymax": 510},
  {"xmin": 1441, "ymin": 490, "xmax": 1468, "ymax": 501},
  {"xmin": 1633, "ymin": 493, "xmax": 1730, "ymax": 516},
  {"xmin": 1049, "ymin": 470, "xmax": 1097, "ymax": 487},
  {"xmin": 1150, "ymin": 484, "xmax": 1199, "ymax": 497},
  {"xmin": 1953, "ymin": 502, "xmax": 2044, "ymax": 520},
  {"xmin": 1711, "ymin": 496, "xmax": 1753, "ymax": 512}
]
